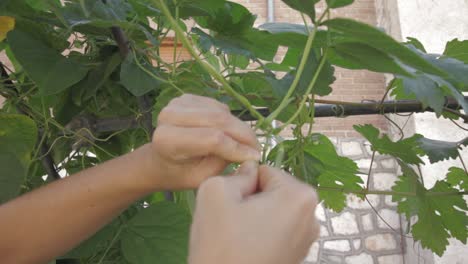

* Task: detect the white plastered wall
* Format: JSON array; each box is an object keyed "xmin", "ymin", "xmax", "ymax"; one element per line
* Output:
[{"xmin": 377, "ymin": 0, "xmax": 468, "ymax": 263}]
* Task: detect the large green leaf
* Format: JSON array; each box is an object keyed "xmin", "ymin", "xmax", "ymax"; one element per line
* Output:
[
  {"xmin": 390, "ymin": 73, "xmax": 447, "ymax": 114},
  {"xmin": 7, "ymin": 30, "xmax": 88, "ymax": 95},
  {"xmin": 326, "ymin": 0, "xmax": 354, "ymax": 8},
  {"xmin": 329, "ymin": 42, "xmax": 409, "ymax": 75},
  {"xmin": 281, "ymin": 0, "xmax": 319, "ymax": 21},
  {"xmin": 0, "ymin": 114, "xmax": 37, "ymax": 203},
  {"xmin": 322, "ymin": 18, "xmax": 446, "ymax": 76},
  {"xmin": 297, "ymin": 49, "xmax": 335, "ymax": 96},
  {"xmin": 444, "ymin": 39, "xmax": 468, "ymax": 63},
  {"xmin": 303, "ymin": 134, "xmax": 362, "ymax": 212},
  {"xmin": 392, "ymin": 162, "xmax": 468, "ymax": 256},
  {"xmin": 418, "ymin": 137, "xmax": 468, "ymax": 163},
  {"xmin": 446, "ymin": 167, "xmax": 468, "ymax": 191},
  {"xmin": 194, "ymin": 2, "xmax": 255, "ymax": 36},
  {"xmin": 121, "ymin": 202, "xmax": 191, "ymax": 264},
  {"xmin": 267, "ymin": 135, "xmax": 361, "ymax": 212},
  {"xmin": 75, "ymin": 52, "xmax": 122, "ymax": 102},
  {"xmin": 120, "ymin": 53, "xmax": 162, "ymax": 96},
  {"xmin": 192, "ymin": 27, "xmax": 279, "ymax": 61},
  {"xmin": 258, "ymin": 22, "xmax": 332, "ymax": 50},
  {"xmin": 60, "ymin": 0, "xmax": 133, "ymax": 28},
  {"xmin": 0, "ymin": 114, "xmax": 38, "ymax": 162},
  {"xmin": 0, "ymin": 152, "xmax": 27, "ymax": 204},
  {"xmin": 354, "ymin": 124, "xmax": 424, "ymax": 164},
  {"xmin": 62, "ymin": 220, "xmax": 121, "ymax": 259}
]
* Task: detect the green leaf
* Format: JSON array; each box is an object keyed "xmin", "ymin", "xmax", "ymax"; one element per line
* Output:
[
  {"xmin": 120, "ymin": 53, "xmax": 161, "ymax": 96},
  {"xmin": 446, "ymin": 167, "xmax": 468, "ymax": 191},
  {"xmin": 0, "ymin": 113, "xmax": 38, "ymax": 163},
  {"xmin": 296, "ymin": 49, "xmax": 335, "ymax": 96},
  {"xmin": 329, "ymin": 42, "xmax": 409, "ymax": 75},
  {"xmin": 77, "ymin": 52, "xmax": 122, "ymax": 102},
  {"xmin": 444, "ymin": 39, "xmax": 468, "ymax": 63},
  {"xmin": 0, "ymin": 114, "xmax": 37, "ymax": 203},
  {"xmin": 303, "ymin": 134, "xmax": 362, "ymax": 211},
  {"xmin": 354, "ymin": 124, "xmax": 424, "ymax": 164},
  {"xmin": 121, "ymin": 202, "xmax": 191, "ymax": 264},
  {"xmin": 326, "ymin": 0, "xmax": 354, "ymax": 8},
  {"xmin": 62, "ymin": 220, "xmax": 121, "ymax": 259},
  {"xmin": 391, "ymin": 73, "xmax": 446, "ymax": 114},
  {"xmin": 7, "ymin": 30, "xmax": 88, "ymax": 95},
  {"xmin": 194, "ymin": 2, "xmax": 255, "ymax": 36},
  {"xmin": 281, "ymin": 0, "xmax": 319, "ymax": 20},
  {"xmin": 417, "ymin": 137, "xmax": 468, "ymax": 163},
  {"xmin": 0, "ymin": 152, "xmax": 26, "ymax": 203},
  {"xmin": 322, "ymin": 18, "xmax": 446, "ymax": 76},
  {"xmin": 426, "ymin": 55, "xmax": 468, "ymax": 92},
  {"xmin": 405, "ymin": 37, "xmax": 427, "ymax": 53},
  {"xmin": 392, "ymin": 162, "xmax": 468, "ymax": 256}
]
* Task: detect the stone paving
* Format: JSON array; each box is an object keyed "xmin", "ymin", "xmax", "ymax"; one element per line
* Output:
[{"xmin": 303, "ymin": 138, "xmax": 405, "ymax": 264}]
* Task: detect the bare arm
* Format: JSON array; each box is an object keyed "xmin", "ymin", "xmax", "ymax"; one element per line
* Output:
[{"xmin": 0, "ymin": 94, "xmax": 261, "ymax": 264}]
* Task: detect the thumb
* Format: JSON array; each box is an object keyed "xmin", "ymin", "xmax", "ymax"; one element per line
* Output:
[{"xmin": 224, "ymin": 161, "xmax": 259, "ymax": 200}]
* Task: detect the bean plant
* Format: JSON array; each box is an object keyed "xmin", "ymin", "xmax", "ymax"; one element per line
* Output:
[{"xmin": 0, "ymin": 0, "xmax": 467, "ymax": 263}]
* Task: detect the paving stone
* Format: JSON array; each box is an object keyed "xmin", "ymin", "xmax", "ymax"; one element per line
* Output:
[
  {"xmin": 331, "ymin": 212, "xmax": 359, "ymax": 235},
  {"xmin": 326, "ymin": 255, "xmax": 344, "ymax": 264},
  {"xmin": 324, "ymin": 240, "xmax": 351, "ymax": 252},
  {"xmin": 353, "ymin": 239, "xmax": 362, "ymax": 250},
  {"xmin": 305, "ymin": 242, "xmax": 319, "ymax": 262},
  {"xmin": 373, "ymin": 172, "xmax": 398, "ymax": 190},
  {"xmin": 347, "ymin": 194, "xmax": 380, "ymax": 209},
  {"xmin": 362, "ymin": 213, "xmax": 374, "ymax": 231},
  {"xmin": 320, "ymin": 225, "xmax": 329, "ymax": 237},
  {"xmin": 377, "ymin": 209, "xmax": 400, "ymax": 230},
  {"xmin": 355, "ymin": 159, "xmax": 378, "ymax": 170},
  {"xmin": 380, "ymin": 159, "xmax": 396, "ymax": 169},
  {"xmin": 385, "ymin": 195, "xmax": 398, "ymax": 206},
  {"xmin": 364, "ymin": 142, "xmax": 373, "ymax": 155},
  {"xmin": 342, "ymin": 141, "xmax": 363, "ymax": 156},
  {"xmin": 345, "ymin": 252, "xmax": 374, "ymax": 264},
  {"xmin": 378, "ymin": 254, "xmax": 404, "ymax": 264},
  {"xmin": 365, "ymin": 234, "xmax": 397, "ymax": 251},
  {"xmin": 316, "ymin": 203, "xmax": 326, "ymax": 222}
]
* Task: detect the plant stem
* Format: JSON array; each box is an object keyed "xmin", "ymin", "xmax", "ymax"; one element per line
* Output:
[
  {"xmin": 458, "ymin": 151, "xmax": 468, "ymax": 174},
  {"xmin": 97, "ymin": 226, "xmax": 123, "ymax": 264},
  {"xmin": 366, "ymin": 151, "xmax": 376, "ymax": 190},
  {"xmin": 154, "ymin": 0, "xmax": 264, "ymax": 122},
  {"xmin": 278, "ymin": 48, "xmax": 329, "ymax": 131},
  {"xmin": 172, "ymin": 1, "xmax": 179, "ymax": 76},
  {"xmin": 266, "ymin": 26, "xmax": 318, "ymax": 124}
]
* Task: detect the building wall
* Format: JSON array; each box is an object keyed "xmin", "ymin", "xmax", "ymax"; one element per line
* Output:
[{"xmin": 391, "ymin": 1, "xmax": 468, "ymax": 263}]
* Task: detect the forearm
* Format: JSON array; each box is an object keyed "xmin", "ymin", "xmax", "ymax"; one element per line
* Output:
[{"xmin": 0, "ymin": 144, "xmax": 157, "ymax": 264}]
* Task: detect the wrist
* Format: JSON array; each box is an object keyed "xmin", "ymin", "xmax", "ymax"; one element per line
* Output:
[{"xmin": 126, "ymin": 143, "xmax": 164, "ymax": 194}]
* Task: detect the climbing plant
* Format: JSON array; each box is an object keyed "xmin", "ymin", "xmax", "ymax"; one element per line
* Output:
[{"xmin": 0, "ymin": 0, "xmax": 467, "ymax": 262}]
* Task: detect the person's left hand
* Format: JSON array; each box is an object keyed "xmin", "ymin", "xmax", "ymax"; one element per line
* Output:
[{"xmin": 140, "ymin": 94, "xmax": 261, "ymax": 190}]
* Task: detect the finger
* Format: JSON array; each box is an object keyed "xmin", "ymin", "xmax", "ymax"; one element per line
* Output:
[
  {"xmin": 257, "ymin": 165, "xmax": 301, "ymax": 192},
  {"xmin": 170, "ymin": 94, "xmax": 230, "ymax": 113},
  {"xmin": 153, "ymin": 125, "xmax": 261, "ymax": 162},
  {"xmin": 158, "ymin": 107, "xmax": 260, "ymax": 150},
  {"xmin": 224, "ymin": 161, "xmax": 259, "ymax": 200}
]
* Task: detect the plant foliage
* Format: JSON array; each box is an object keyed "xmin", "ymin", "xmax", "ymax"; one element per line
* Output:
[{"xmin": 0, "ymin": 0, "xmax": 467, "ymax": 260}]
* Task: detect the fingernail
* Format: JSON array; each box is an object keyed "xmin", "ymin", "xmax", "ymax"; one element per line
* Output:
[
  {"xmin": 246, "ymin": 148, "xmax": 262, "ymax": 161},
  {"xmin": 237, "ymin": 160, "xmax": 259, "ymax": 175}
]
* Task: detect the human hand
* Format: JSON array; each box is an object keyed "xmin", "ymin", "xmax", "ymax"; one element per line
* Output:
[
  {"xmin": 188, "ymin": 161, "xmax": 320, "ymax": 264},
  {"xmin": 145, "ymin": 94, "xmax": 261, "ymax": 190}
]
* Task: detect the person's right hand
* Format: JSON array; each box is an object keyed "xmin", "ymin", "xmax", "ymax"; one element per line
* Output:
[
  {"xmin": 138, "ymin": 94, "xmax": 261, "ymax": 191},
  {"xmin": 188, "ymin": 161, "xmax": 320, "ymax": 264}
]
